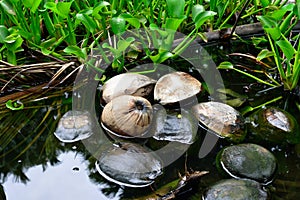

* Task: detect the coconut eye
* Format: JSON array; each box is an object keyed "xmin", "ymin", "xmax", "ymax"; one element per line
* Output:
[{"xmin": 135, "ymin": 100, "xmax": 145, "ymax": 111}]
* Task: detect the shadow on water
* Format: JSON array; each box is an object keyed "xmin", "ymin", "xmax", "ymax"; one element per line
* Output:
[{"xmin": 0, "ymin": 39, "xmax": 300, "ymax": 200}]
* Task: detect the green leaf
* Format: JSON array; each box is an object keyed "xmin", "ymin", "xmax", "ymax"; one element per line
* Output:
[
  {"xmin": 6, "ymin": 100, "xmax": 24, "ymax": 110},
  {"xmin": 117, "ymin": 37, "xmax": 135, "ymax": 52},
  {"xmin": 257, "ymin": 15, "xmax": 277, "ymax": 29},
  {"xmin": 217, "ymin": 61, "xmax": 233, "ymax": 69},
  {"xmin": 257, "ymin": 49, "xmax": 274, "ymax": 61},
  {"xmin": 276, "ymin": 37, "xmax": 296, "ymax": 61},
  {"xmin": 0, "ymin": 25, "xmax": 9, "ymax": 43},
  {"xmin": 0, "ymin": 0, "xmax": 16, "ymax": 15},
  {"xmin": 56, "ymin": 1, "xmax": 73, "ymax": 18},
  {"xmin": 192, "ymin": 4, "xmax": 205, "ymax": 21},
  {"xmin": 64, "ymin": 46, "xmax": 87, "ymax": 60},
  {"xmin": 194, "ymin": 11, "xmax": 216, "ymax": 29},
  {"xmin": 5, "ymin": 35, "xmax": 23, "ymax": 51},
  {"xmin": 76, "ymin": 13, "xmax": 97, "ymax": 33},
  {"xmin": 110, "ymin": 16, "xmax": 126, "ymax": 35},
  {"xmin": 270, "ymin": 4, "xmax": 294, "ymax": 20},
  {"xmin": 45, "ymin": 1, "xmax": 72, "ymax": 19},
  {"xmin": 265, "ymin": 27, "xmax": 281, "ymax": 41},
  {"xmin": 93, "ymin": 1, "xmax": 111, "ymax": 18},
  {"xmin": 22, "ymin": 0, "xmax": 42, "ymax": 13},
  {"xmin": 260, "ymin": 0, "xmax": 270, "ymax": 7},
  {"xmin": 166, "ymin": 0, "xmax": 185, "ymax": 18},
  {"xmin": 120, "ymin": 13, "xmax": 140, "ymax": 28},
  {"xmin": 296, "ymin": 0, "xmax": 300, "ymax": 19},
  {"xmin": 165, "ymin": 17, "xmax": 186, "ymax": 31},
  {"xmin": 150, "ymin": 51, "xmax": 173, "ymax": 63}
]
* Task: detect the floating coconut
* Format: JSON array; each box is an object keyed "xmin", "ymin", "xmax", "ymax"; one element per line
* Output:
[
  {"xmin": 95, "ymin": 142, "xmax": 162, "ymax": 187},
  {"xmin": 102, "ymin": 73, "xmax": 156, "ymax": 103},
  {"xmin": 248, "ymin": 107, "xmax": 300, "ymax": 144},
  {"xmin": 101, "ymin": 95, "xmax": 153, "ymax": 138},
  {"xmin": 154, "ymin": 71, "xmax": 201, "ymax": 105},
  {"xmin": 203, "ymin": 179, "xmax": 268, "ymax": 200},
  {"xmin": 192, "ymin": 101, "xmax": 246, "ymax": 143},
  {"xmin": 217, "ymin": 143, "xmax": 277, "ymax": 184}
]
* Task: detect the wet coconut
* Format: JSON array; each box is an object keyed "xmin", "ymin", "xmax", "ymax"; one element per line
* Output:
[
  {"xmin": 248, "ymin": 106, "xmax": 300, "ymax": 144},
  {"xmin": 101, "ymin": 95, "xmax": 153, "ymax": 138},
  {"xmin": 217, "ymin": 143, "xmax": 277, "ymax": 184},
  {"xmin": 203, "ymin": 179, "xmax": 268, "ymax": 200},
  {"xmin": 192, "ymin": 101, "xmax": 246, "ymax": 143},
  {"xmin": 102, "ymin": 73, "xmax": 156, "ymax": 104},
  {"xmin": 95, "ymin": 142, "xmax": 162, "ymax": 187},
  {"xmin": 154, "ymin": 71, "xmax": 201, "ymax": 105}
]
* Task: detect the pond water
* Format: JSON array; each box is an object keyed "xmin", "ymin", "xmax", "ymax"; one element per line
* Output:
[{"xmin": 1, "ymin": 38, "xmax": 300, "ymax": 200}]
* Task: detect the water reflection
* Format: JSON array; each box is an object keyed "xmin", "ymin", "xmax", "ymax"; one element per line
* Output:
[{"xmin": 2, "ymin": 151, "xmax": 120, "ymax": 200}]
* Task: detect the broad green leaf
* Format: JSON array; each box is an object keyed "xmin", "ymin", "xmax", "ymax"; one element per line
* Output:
[
  {"xmin": 271, "ymin": 4, "xmax": 294, "ymax": 20},
  {"xmin": 194, "ymin": 11, "xmax": 216, "ymax": 29},
  {"xmin": 192, "ymin": 4, "xmax": 205, "ymax": 21},
  {"xmin": 111, "ymin": 16, "xmax": 126, "ymax": 35},
  {"xmin": 64, "ymin": 46, "xmax": 87, "ymax": 60},
  {"xmin": 257, "ymin": 49, "xmax": 274, "ymax": 61},
  {"xmin": 217, "ymin": 61, "xmax": 233, "ymax": 69},
  {"xmin": 22, "ymin": 0, "xmax": 42, "ymax": 13},
  {"xmin": 5, "ymin": 35, "xmax": 23, "ymax": 51},
  {"xmin": 149, "ymin": 24, "xmax": 169, "ymax": 37},
  {"xmin": 165, "ymin": 17, "xmax": 186, "ymax": 31},
  {"xmin": 166, "ymin": 0, "xmax": 185, "ymax": 18},
  {"xmin": 276, "ymin": 38, "xmax": 296, "ymax": 61},
  {"xmin": 44, "ymin": 2, "xmax": 57, "ymax": 13},
  {"xmin": 260, "ymin": 0, "xmax": 270, "ymax": 7},
  {"xmin": 257, "ymin": 15, "xmax": 277, "ymax": 29},
  {"xmin": 265, "ymin": 27, "xmax": 281, "ymax": 41},
  {"xmin": 6, "ymin": 100, "xmax": 24, "ymax": 110},
  {"xmin": 45, "ymin": 1, "xmax": 72, "ymax": 19},
  {"xmin": 0, "ymin": 0, "xmax": 16, "ymax": 15},
  {"xmin": 0, "ymin": 25, "xmax": 9, "ymax": 43},
  {"xmin": 57, "ymin": 1, "xmax": 72, "ymax": 18},
  {"xmin": 117, "ymin": 37, "xmax": 135, "ymax": 52},
  {"xmin": 150, "ymin": 51, "xmax": 173, "ymax": 63},
  {"xmin": 102, "ymin": 42, "xmax": 119, "ymax": 55},
  {"xmin": 93, "ymin": 0, "xmax": 111, "ymax": 18},
  {"xmin": 120, "ymin": 13, "xmax": 140, "ymax": 28},
  {"xmin": 76, "ymin": 13, "xmax": 97, "ymax": 33}
]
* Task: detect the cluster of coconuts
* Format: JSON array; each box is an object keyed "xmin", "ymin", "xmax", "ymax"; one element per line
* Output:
[
  {"xmin": 100, "ymin": 71, "xmax": 202, "ymax": 139},
  {"xmin": 100, "ymin": 71, "xmax": 249, "ymax": 143}
]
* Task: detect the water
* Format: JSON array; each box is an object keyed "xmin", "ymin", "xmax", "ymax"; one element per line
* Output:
[
  {"xmin": 1, "ymin": 39, "xmax": 300, "ymax": 200},
  {"xmin": 3, "ymin": 151, "xmax": 120, "ymax": 200}
]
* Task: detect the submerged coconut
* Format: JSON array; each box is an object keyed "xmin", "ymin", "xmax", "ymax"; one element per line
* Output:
[
  {"xmin": 102, "ymin": 73, "xmax": 156, "ymax": 103},
  {"xmin": 248, "ymin": 107, "xmax": 300, "ymax": 144},
  {"xmin": 101, "ymin": 95, "xmax": 153, "ymax": 138},
  {"xmin": 192, "ymin": 102, "xmax": 246, "ymax": 143},
  {"xmin": 151, "ymin": 106, "xmax": 198, "ymax": 144},
  {"xmin": 217, "ymin": 143, "xmax": 277, "ymax": 184},
  {"xmin": 54, "ymin": 110, "xmax": 93, "ymax": 142},
  {"xmin": 154, "ymin": 72, "xmax": 201, "ymax": 105},
  {"xmin": 95, "ymin": 142, "xmax": 162, "ymax": 187},
  {"xmin": 203, "ymin": 179, "xmax": 268, "ymax": 200}
]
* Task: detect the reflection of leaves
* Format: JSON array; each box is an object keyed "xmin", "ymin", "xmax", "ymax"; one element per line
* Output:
[
  {"xmin": 217, "ymin": 88, "xmax": 247, "ymax": 107},
  {"xmin": 0, "ymin": 88, "xmax": 72, "ymax": 183}
]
